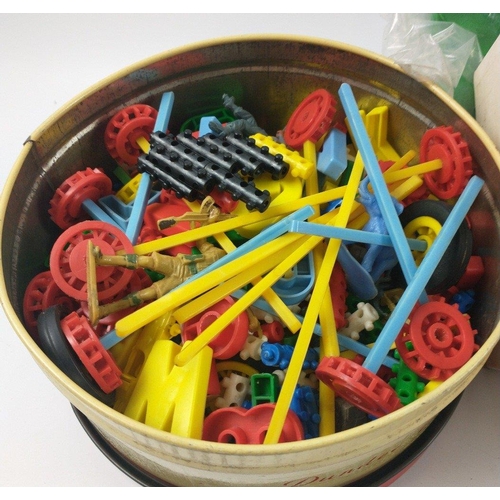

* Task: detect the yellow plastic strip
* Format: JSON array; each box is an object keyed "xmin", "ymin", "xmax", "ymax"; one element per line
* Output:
[
  {"xmin": 263, "ymin": 151, "xmax": 365, "ymax": 444},
  {"xmin": 115, "ymin": 232, "xmax": 307, "ymax": 337}
]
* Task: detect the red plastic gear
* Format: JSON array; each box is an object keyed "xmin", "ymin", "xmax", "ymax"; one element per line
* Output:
[
  {"xmin": 104, "ymin": 104, "xmax": 158, "ymax": 167},
  {"xmin": 48, "ymin": 168, "xmax": 113, "ymax": 230},
  {"xmin": 60, "ymin": 311, "xmax": 122, "ymax": 393},
  {"xmin": 261, "ymin": 321, "xmax": 285, "ymax": 343},
  {"xmin": 420, "ymin": 126, "xmax": 473, "ymax": 200},
  {"xmin": 284, "ymin": 89, "xmax": 336, "ymax": 150},
  {"xmin": 181, "ymin": 297, "xmax": 249, "ymax": 360},
  {"xmin": 315, "ymin": 356, "xmax": 403, "ymax": 417},
  {"xmin": 49, "ymin": 221, "xmax": 134, "ymax": 302},
  {"xmin": 395, "ymin": 300, "xmax": 478, "ymax": 381}
]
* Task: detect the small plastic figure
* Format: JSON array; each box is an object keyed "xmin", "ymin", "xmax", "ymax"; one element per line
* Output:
[
  {"xmin": 357, "ymin": 175, "xmax": 404, "ymax": 282},
  {"xmin": 209, "ymin": 94, "xmax": 267, "ymax": 138},
  {"xmin": 86, "ymin": 198, "xmax": 227, "ymax": 325}
]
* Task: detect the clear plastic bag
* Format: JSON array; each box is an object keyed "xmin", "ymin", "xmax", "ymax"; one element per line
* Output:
[{"xmin": 382, "ymin": 14, "xmax": 483, "ymax": 114}]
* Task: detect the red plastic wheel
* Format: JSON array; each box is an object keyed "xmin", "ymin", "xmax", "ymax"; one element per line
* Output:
[
  {"xmin": 23, "ymin": 270, "xmax": 79, "ymax": 337},
  {"xmin": 315, "ymin": 356, "xmax": 403, "ymax": 417},
  {"xmin": 48, "ymin": 168, "xmax": 113, "ymax": 230},
  {"xmin": 104, "ymin": 104, "xmax": 158, "ymax": 167},
  {"xmin": 181, "ymin": 296, "xmax": 249, "ymax": 360},
  {"xmin": 49, "ymin": 221, "xmax": 134, "ymax": 302},
  {"xmin": 284, "ymin": 89, "xmax": 336, "ymax": 149},
  {"xmin": 395, "ymin": 301, "xmax": 477, "ymax": 380},
  {"xmin": 60, "ymin": 311, "xmax": 122, "ymax": 393},
  {"xmin": 420, "ymin": 126, "xmax": 473, "ymax": 200}
]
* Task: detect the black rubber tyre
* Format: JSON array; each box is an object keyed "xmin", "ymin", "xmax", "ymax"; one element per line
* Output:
[{"xmin": 389, "ymin": 199, "xmax": 472, "ymax": 294}]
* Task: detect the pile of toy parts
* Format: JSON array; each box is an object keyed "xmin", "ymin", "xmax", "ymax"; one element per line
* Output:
[{"xmin": 23, "ymin": 83, "xmax": 485, "ymax": 445}]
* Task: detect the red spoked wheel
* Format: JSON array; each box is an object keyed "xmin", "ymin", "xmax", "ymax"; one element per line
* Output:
[
  {"xmin": 60, "ymin": 311, "xmax": 122, "ymax": 394},
  {"xmin": 420, "ymin": 126, "xmax": 473, "ymax": 200},
  {"xmin": 315, "ymin": 356, "xmax": 403, "ymax": 417},
  {"xmin": 284, "ymin": 89, "xmax": 336, "ymax": 150},
  {"xmin": 48, "ymin": 168, "xmax": 113, "ymax": 230},
  {"xmin": 104, "ymin": 104, "xmax": 158, "ymax": 167},
  {"xmin": 23, "ymin": 270, "xmax": 78, "ymax": 337},
  {"xmin": 49, "ymin": 221, "xmax": 134, "ymax": 302},
  {"xmin": 395, "ymin": 300, "xmax": 478, "ymax": 381}
]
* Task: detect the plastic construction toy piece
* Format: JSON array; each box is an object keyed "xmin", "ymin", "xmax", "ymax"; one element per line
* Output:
[
  {"xmin": 290, "ymin": 385, "xmax": 321, "ymax": 439},
  {"xmin": 181, "ymin": 296, "xmax": 249, "ymax": 360},
  {"xmin": 215, "ymin": 372, "xmax": 251, "ymax": 409},
  {"xmin": 49, "ymin": 220, "xmax": 135, "ymax": 302},
  {"xmin": 391, "ymin": 199, "xmax": 473, "ymax": 294},
  {"xmin": 239, "ymin": 333, "xmax": 268, "ymax": 361},
  {"xmin": 60, "ymin": 311, "xmax": 122, "ymax": 394},
  {"xmin": 357, "ymin": 175, "xmax": 404, "ymax": 282},
  {"xmin": 23, "ymin": 270, "xmax": 79, "ymax": 338},
  {"xmin": 124, "ymin": 339, "xmax": 213, "ymax": 438},
  {"xmin": 209, "ymin": 94, "xmax": 267, "ymax": 138},
  {"xmin": 251, "ymin": 133, "xmax": 314, "ymax": 180},
  {"xmin": 364, "ymin": 106, "xmax": 401, "ymax": 162},
  {"xmin": 202, "ymin": 403, "xmax": 304, "ymax": 444},
  {"xmin": 389, "ymin": 350, "xmax": 426, "ymax": 405},
  {"xmin": 283, "ymin": 89, "xmax": 337, "ymax": 150},
  {"xmin": 48, "ymin": 168, "xmax": 114, "ymax": 230},
  {"xmin": 104, "ymin": 103, "xmax": 158, "ymax": 169},
  {"xmin": 334, "ymin": 396, "xmax": 369, "ymax": 432},
  {"xmin": 251, "ymin": 373, "xmax": 280, "ymax": 406},
  {"xmin": 395, "ymin": 300, "xmax": 478, "ymax": 381},
  {"xmin": 137, "ymin": 130, "xmax": 287, "ymax": 212},
  {"xmin": 270, "ymin": 252, "xmax": 315, "ymax": 306},
  {"xmin": 338, "ymin": 302, "xmax": 379, "ymax": 341},
  {"xmin": 316, "ymin": 127, "xmax": 348, "ymax": 181},
  {"xmin": 37, "ymin": 306, "xmax": 116, "ymax": 405},
  {"xmin": 420, "ymin": 125, "xmax": 474, "ymax": 200},
  {"xmin": 261, "ymin": 341, "xmax": 319, "ymax": 371}
]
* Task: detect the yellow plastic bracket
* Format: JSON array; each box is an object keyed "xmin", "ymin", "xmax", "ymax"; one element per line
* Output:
[
  {"xmin": 123, "ymin": 339, "xmax": 212, "ymax": 439},
  {"xmin": 364, "ymin": 106, "xmax": 400, "ymax": 162},
  {"xmin": 263, "ymin": 151, "xmax": 365, "ymax": 444}
]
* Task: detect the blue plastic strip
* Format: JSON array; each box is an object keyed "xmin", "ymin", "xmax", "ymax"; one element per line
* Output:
[
  {"xmin": 81, "ymin": 199, "xmax": 123, "ymax": 229},
  {"xmin": 362, "ymin": 175, "xmax": 484, "ymax": 373}
]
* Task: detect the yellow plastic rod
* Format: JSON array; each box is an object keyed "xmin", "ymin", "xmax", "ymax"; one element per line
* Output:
[{"xmin": 263, "ymin": 151, "xmax": 365, "ymax": 444}]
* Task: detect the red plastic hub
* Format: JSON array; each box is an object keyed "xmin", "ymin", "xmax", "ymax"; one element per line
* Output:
[
  {"xmin": 181, "ymin": 296, "xmax": 249, "ymax": 360},
  {"xmin": 202, "ymin": 403, "xmax": 304, "ymax": 444}
]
